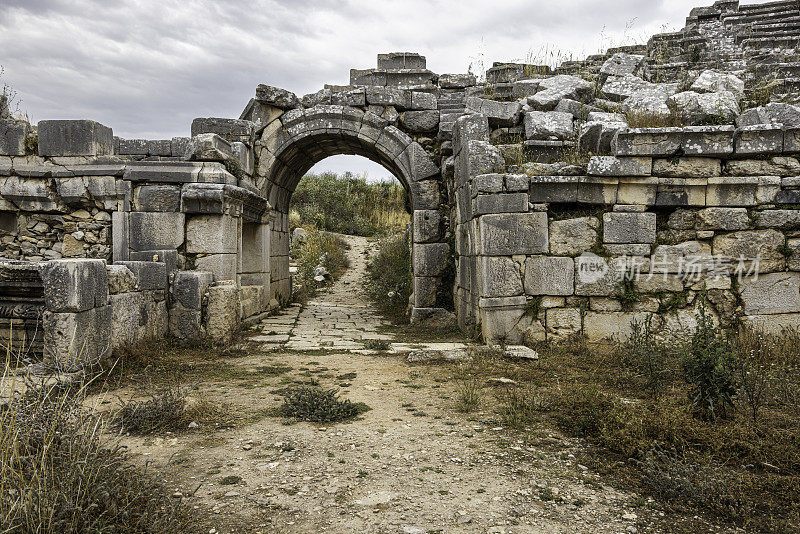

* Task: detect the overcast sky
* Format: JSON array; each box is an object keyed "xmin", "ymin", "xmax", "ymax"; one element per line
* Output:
[{"xmin": 0, "ymin": 0, "xmax": 759, "ymax": 180}]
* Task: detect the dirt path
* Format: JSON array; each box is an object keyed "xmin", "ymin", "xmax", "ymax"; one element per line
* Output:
[{"xmin": 96, "ymin": 236, "xmax": 697, "ymax": 533}]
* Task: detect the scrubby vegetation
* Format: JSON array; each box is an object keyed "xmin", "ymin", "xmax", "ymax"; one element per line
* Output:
[
  {"xmin": 365, "ymin": 232, "xmax": 413, "ymax": 321},
  {"xmin": 0, "ymin": 375, "xmax": 192, "ymax": 533},
  {"xmin": 290, "ymin": 227, "xmax": 350, "ymax": 303},
  {"xmin": 452, "ymin": 311, "xmax": 800, "ymax": 532},
  {"xmin": 290, "ymin": 172, "xmax": 408, "ymax": 237},
  {"xmin": 278, "ymin": 385, "xmax": 370, "ymax": 423}
]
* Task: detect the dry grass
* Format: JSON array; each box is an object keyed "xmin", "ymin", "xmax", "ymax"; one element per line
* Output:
[
  {"xmin": 0, "ymin": 357, "xmax": 192, "ymax": 532},
  {"xmin": 445, "ymin": 325, "xmax": 800, "ymax": 532}
]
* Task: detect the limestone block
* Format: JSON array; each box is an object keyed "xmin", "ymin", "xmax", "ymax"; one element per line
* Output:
[
  {"xmin": 110, "ymin": 292, "xmax": 145, "ymax": 348},
  {"xmin": 439, "ymin": 73, "xmax": 477, "ymax": 89},
  {"xmin": 755, "ymin": 209, "xmax": 800, "ymax": 229},
  {"xmin": 128, "ymin": 212, "xmax": 185, "ymax": 251},
  {"xmin": 603, "ymin": 212, "xmax": 656, "ymax": 244},
  {"xmin": 615, "ymin": 126, "xmax": 734, "ymax": 157},
  {"xmin": 173, "ymin": 270, "xmax": 214, "ymax": 310},
  {"xmin": 546, "ymin": 308, "xmax": 582, "ymax": 340},
  {"xmin": 652, "ymin": 241, "xmax": 714, "ymax": 274},
  {"xmin": 413, "ymin": 276, "xmax": 440, "ymax": 308},
  {"xmin": 466, "ymin": 97, "xmax": 522, "ymax": 127},
  {"xmin": 479, "ymin": 256, "xmax": 522, "ymax": 298},
  {"xmin": 231, "ymin": 142, "xmax": 254, "ymax": 175},
  {"xmin": 525, "ymin": 256, "xmax": 574, "ymax": 296},
  {"xmin": 590, "ymin": 297, "xmax": 622, "ymax": 312},
  {"xmin": 652, "ymin": 157, "xmax": 721, "ymax": 178},
  {"xmin": 196, "ymin": 254, "xmax": 238, "ymax": 281},
  {"xmin": 727, "ymin": 157, "xmax": 800, "ymax": 177},
  {"xmin": 528, "ymin": 176, "xmax": 579, "ymax": 203},
  {"xmin": 473, "ymin": 193, "xmax": 528, "ymax": 215},
  {"xmin": 713, "ymin": 229, "xmax": 785, "ymax": 272},
  {"xmin": 511, "ymin": 79, "xmax": 541, "ymax": 99},
  {"xmin": 169, "ymin": 302, "xmax": 204, "ymax": 340},
  {"xmin": 599, "ymin": 53, "xmax": 648, "ymax": 83},
  {"xmin": 115, "ymin": 261, "xmax": 167, "ymax": 291},
  {"xmin": 410, "ymin": 91, "xmax": 438, "ymax": 111},
  {"xmin": 410, "ymin": 180, "xmax": 440, "ymax": 210},
  {"xmin": 38, "ymin": 259, "xmax": 109, "ymax": 313},
  {"xmin": 587, "ymin": 156, "xmax": 651, "ymax": 177},
  {"xmin": 696, "ymin": 207, "xmax": 749, "ymax": 231},
  {"xmin": 691, "ymin": 70, "xmax": 744, "ymax": 99},
  {"xmin": 38, "ymin": 120, "xmax": 114, "ymax": 157},
  {"xmin": 478, "ymin": 212, "xmax": 548, "ymax": 255},
  {"xmin": 735, "ymin": 126, "xmax": 784, "ymax": 155},
  {"xmin": 706, "ymin": 177, "xmax": 758, "ymax": 207},
  {"xmin": 0, "ymin": 119, "xmax": 30, "ymax": 156},
  {"xmin": 736, "ymin": 103, "xmax": 800, "ymax": 128},
  {"xmin": 331, "ymin": 89, "xmax": 366, "ymax": 107},
  {"xmin": 366, "ymin": 87, "xmax": 411, "ymax": 109},
  {"xmin": 413, "ymin": 210, "xmax": 441, "ymax": 243},
  {"xmin": 605, "ymin": 243, "xmax": 652, "ymax": 256},
  {"xmin": 186, "ymin": 215, "xmax": 239, "ymax": 254},
  {"xmin": 133, "ymin": 184, "xmax": 181, "ymax": 212},
  {"xmin": 106, "ymin": 264, "xmax": 138, "ymax": 294},
  {"xmin": 739, "ymin": 272, "xmax": 800, "ymax": 315},
  {"xmin": 741, "ymin": 313, "xmax": 800, "ymax": 335},
  {"xmin": 527, "ymin": 90, "xmax": 561, "ymax": 111},
  {"xmin": 524, "ymin": 111, "xmax": 574, "ymax": 140},
  {"xmin": 634, "ymin": 273, "xmax": 684, "ymax": 293},
  {"xmin": 453, "ymin": 114, "xmax": 490, "ymax": 145},
  {"xmin": 479, "ymin": 296, "xmax": 527, "ymax": 344},
  {"xmin": 191, "ymin": 118, "xmax": 254, "ymax": 144},
  {"xmin": 537, "ymin": 75, "xmax": 593, "ymax": 101},
  {"xmin": 204, "ymin": 282, "xmax": 241, "ymax": 343},
  {"xmin": 301, "ymin": 89, "xmax": 332, "ymax": 108},
  {"xmin": 575, "ymin": 255, "xmax": 638, "ymax": 297},
  {"xmin": 667, "ymin": 91, "xmax": 739, "ymax": 125},
  {"xmin": 617, "ymin": 177, "xmax": 658, "ymax": 205},
  {"xmin": 788, "ymin": 239, "xmax": 800, "ymax": 271},
  {"xmin": 255, "ymin": 85, "xmax": 300, "ymax": 109},
  {"xmin": 185, "ymin": 133, "xmax": 233, "ymax": 162},
  {"xmin": 399, "ymin": 111, "xmax": 439, "ymax": 133},
  {"xmin": 549, "ymin": 217, "xmax": 599, "ymax": 256},
  {"xmin": 584, "ymin": 311, "xmax": 651, "ymax": 342},
  {"xmin": 555, "ymin": 98, "xmax": 591, "ymax": 119},
  {"xmin": 413, "ymin": 243, "xmax": 450, "ymax": 277},
  {"xmin": 43, "ymin": 306, "xmax": 112, "ymax": 369}
]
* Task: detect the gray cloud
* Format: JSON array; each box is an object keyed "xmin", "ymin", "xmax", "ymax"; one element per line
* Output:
[{"xmin": 0, "ymin": 0, "xmax": 742, "ymax": 177}]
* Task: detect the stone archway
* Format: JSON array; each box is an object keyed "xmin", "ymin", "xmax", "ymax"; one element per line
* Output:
[{"xmin": 253, "ymin": 104, "xmax": 450, "ymax": 319}]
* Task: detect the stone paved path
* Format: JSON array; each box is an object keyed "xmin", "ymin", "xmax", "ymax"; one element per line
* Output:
[{"xmin": 252, "ymin": 234, "xmax": 468, "ymax": 354}]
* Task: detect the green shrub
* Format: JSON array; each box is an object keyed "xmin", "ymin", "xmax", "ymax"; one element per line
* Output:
[
  {"xmin": 290, "ymin": 172, "xmax": 408, "ymax": 236},
  {"xmin": 681, "ymin": 303, "xmax": 737, "ymax": 421},
  {"xmin": 365, "ymin": 233, "xmax": 412, "ymax": 321},
  {"xmin": 291, "ymin": 228, "xmax": 350, "ymax": 302},
  {"xmin": 278, "ymin": 386, "xmax": 370, "ymax": 423}
]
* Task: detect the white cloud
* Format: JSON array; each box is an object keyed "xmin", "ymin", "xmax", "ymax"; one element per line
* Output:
[{"xmin": 0, "ymin": 0, "xmax": 727, "ymax": 176}]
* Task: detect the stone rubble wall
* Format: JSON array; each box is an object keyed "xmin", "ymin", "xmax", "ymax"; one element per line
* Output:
[{"xmin": 454, "ymin": 112, "xmax": 800, "ymax": 343}]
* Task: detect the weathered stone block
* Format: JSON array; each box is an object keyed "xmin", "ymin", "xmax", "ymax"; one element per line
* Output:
[
  {"xmin": 739, "ymin": 273, "xmax": 800, "ymax": 315},
  {"xmin": 603, "ymin": 212, "xmax": 656, "ymax": 244},
  {"xmin": 43, "ymin": 305, "xmax": 112, "ymax": 370},
  {"xmin": 713, "ymin": 229, "xmax": 785, "ymax": 272},
  {"xmin": 741, "ymin": 313, "xmax": 800, "ymax": 336},
  {"xmin": 479, "ymin": 256, "xmax": 522, "ymax": 298},
  {"xmin": 735, "ymin": 125, "xmax": 784, "ymax": 155},
  {"xmin": 587, "ymin": 156, "xmax": 651, "ymax": 177},
  {"xmin": 133, "ymin": 184, "xmax": 181, "ymax": 212},
  {"xmin": 128, "ymin": 212, "xmax": 185, "ymax": 251},
  {"xmin": 0, "ymin": 119, "xmax": 30, "ymax": 156},
  {"xmin": 186, "ymin": 214, "xmax": 239, "ymax": 254},
  {"xmin": 255, "ymin": 85, "xmax": 300, "ymax": 109},
  {"xmin": 617, "ymin": 177, "xmax": 658, "ymax": 205},
  {"xmin": 173, "ymin": 270, "xmax": 214, "ymax": 310},
  {"xmin": 413, "ymin": 243, "xmax": 450, "ymax": 277},
  {"xmin": 366, "ymin": 87, "xmax": 411, "ymax": 109},
  {"xmin": 529, "ymin": 176, "xmax": 579, "ymax": 203},
  {"xmin": 524, "ymin": 111, "xmax": 574, "ymax": 140},
  {"xmin": 38, "ymin": 259, "xmax": 109, "ymax": 313},
  {"xmin": 478, "ymin": 212, "xmax": 547, "ymax": 255},
  {"xmin": 584, "ymin": 311, "xmax": 651, "ymax": 342},
  {"xmin": 115, "ymin": 261, "xmax": 167, "ymax": 291},
  {"xmin": 525, "ymin": 256, "xmax": 574, "ymax": 296},
  {"xmin": 399, "ymin": 111, "xmax": 439, "ymax": 133},
  {"xmin": 706, "ymin": 176, "xmax": 758, "ymax": 206},
  {"xmin": 410, "ymin": 180, "xmax": 440, "ymax": 210},
  {"xmin": 185, "ymin": 133, "xmax": 233, "ymax": 162},
  {"xmin": 110, "ymin": 292, "xmax": 145, "ymax": 348},
  {"xmin": 204, "ymin": 281, "xmax": 240, "ymax": 343},
  {"xmin": 439, "ymin": 73, "xmax": 477, "ymax": 89},
  {"xmin": 696, "ymin": 207, "xmax": 750, "ymax": 230},
  {"xmin": 195, "ymin": 254, "xmax": 238, "ymax": 281},
  {"xmin": 106, "ymin": 264, "xmax": 138, "ymax": 294},
  {"xmin": 466, "ymin": 97, "xmax": 522, "ymax": 127},
  {"xmin": 38, "ymin": 120, "xmax": 114, "ymax": 157},
  {"xmin": 550, "ymin": 217, "xmax": 599, "ymax": 256},
  {"xmin": 546, "ymin": 308, "xmax": 582, "ymax": 340},
  {"xmin": 755, "ymin": 209, "xmax": 800, "ymax": 229},
  {"xmin": 473, "ymin": 193, "xmax": 528, "ymax": 215},
  {"xmin": 413, "ymin": 210, "xmax": 441, "ymax": 243},
  {"xmin": 652, "ymin": 157, "xmax": 721, "ymax": 178}
]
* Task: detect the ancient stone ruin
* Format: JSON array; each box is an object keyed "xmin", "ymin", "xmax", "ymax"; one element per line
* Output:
[{"xmin": 2, "ymin": 0, "xmax": 800, "ymax": 368}]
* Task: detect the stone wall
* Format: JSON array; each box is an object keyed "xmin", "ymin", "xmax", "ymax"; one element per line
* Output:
[{"xmin": 453, "ymin": 115, "xmax": 800, "ymax": 343}]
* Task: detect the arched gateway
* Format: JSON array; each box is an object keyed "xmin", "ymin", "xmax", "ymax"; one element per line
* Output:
[{"xmin": 250, "ymin": 103, "xmax": 449, "ymax": 318}]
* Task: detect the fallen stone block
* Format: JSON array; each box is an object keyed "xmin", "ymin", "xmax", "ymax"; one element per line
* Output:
[{"xmin": 255, "ymin": 85, "xmax": 300, "ymax": 109}]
